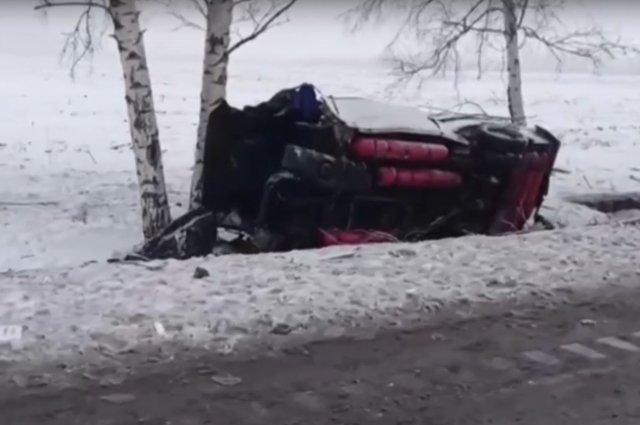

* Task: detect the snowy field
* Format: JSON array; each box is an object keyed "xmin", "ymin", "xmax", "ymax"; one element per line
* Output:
[{"xmin": 1, "ymin": 3, "xmax": 640, "ymax": 379}]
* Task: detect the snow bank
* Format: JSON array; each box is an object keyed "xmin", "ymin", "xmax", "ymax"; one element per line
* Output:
[{"xmin": 1, "ymin": 222, "xmax": 639, "ymax": 384}]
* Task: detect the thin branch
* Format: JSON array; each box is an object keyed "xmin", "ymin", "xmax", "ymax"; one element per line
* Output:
[
  {"xmin": 35, "ymin": 0, "xmax": 112, "ymax": 18},
  {"xmin": 516, "ymin": 0, "xmax": 528, "ymax": 27},
  {"xmin": 168, "ymin": 10, "xmax": 205, "ymax": 31},
  {"xmin": 519, "ymin": 26, "xmax": 640, "ymax": 68},
  {"xmin": 398, "ymin": 2, "xmax": 503, "ymax": 78},
  {"xmin": 350, "ymin": 0, "xmax": 639, "ymax": 85},
  {"xmin": 474, "ymin": 0, "xmax": 495, "ymax": 79},
  {"xmin": 224, "ymin": 0, "xmax": 296, "ymax": 61},
  {"xmin": 157, "ymin": 0, "xmax": 298, "ymax": 62},
  {"xmin": 153, "ymin": 0, "xmax": 206, "ymax": 31},
  {"xmin": 190, "ymin": 0, "xmax": 207, "ymax": 19},
  {"xmin": 35, "ymin": 0, "xmax": 111, "ymax": 78},
  {"xmin": 446, "ymin": 20, "xmax": 640, "ymax": 69}
]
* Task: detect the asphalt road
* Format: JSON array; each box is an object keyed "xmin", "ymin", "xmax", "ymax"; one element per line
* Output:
[{"xmin": 3, "ymin": 285, "xmax": 640, "ymax": 425}]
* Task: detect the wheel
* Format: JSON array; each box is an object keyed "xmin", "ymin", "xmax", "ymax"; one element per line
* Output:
[{"xmin": 476, "ymin": 123, "xmax": 528, "ymax": 154}]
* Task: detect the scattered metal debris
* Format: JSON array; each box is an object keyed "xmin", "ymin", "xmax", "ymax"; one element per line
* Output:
[
  {"xmin": 271, "ymin": 323, "xmax": 293, "ymax": 335},
  {"xmin": 211, "ymin": 373, "xmax": 243, "ymax": 386},
  {"xmin": 100, "ymin": 393, "xmax": 137, "ymax": 404},
  {"xmin": 193, "ymin": 266, "xmax": 210, "ymax": 279}
]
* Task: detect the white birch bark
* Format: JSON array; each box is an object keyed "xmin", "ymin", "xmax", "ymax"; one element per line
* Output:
[
  {"xmin": 188, "ymin": 0, "xmax": 233, "ymax": 211},
  {"xmin": 501, "ymin": 0, "xmax": 527, "ymax": 126},
  {"xmin": 110, "ymin": 0, "xmax": 171, "ymax": 239}
]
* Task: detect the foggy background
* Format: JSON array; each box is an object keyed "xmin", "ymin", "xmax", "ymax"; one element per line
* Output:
[{"xmin": 1, "ymin": 0, "xmax": 639, "ymax": 75}]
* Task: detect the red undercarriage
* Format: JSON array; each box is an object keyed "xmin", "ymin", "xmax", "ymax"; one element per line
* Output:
[{"xmin": 318, "ymin": 136, "xmax": 553, "ymax": 247}]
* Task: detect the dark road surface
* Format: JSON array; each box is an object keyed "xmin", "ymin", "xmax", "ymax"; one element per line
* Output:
[{"xmin": 3, "ymin": 286, "xmax": 640, "ymax": 425}]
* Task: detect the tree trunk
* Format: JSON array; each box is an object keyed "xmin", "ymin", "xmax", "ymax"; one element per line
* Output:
[
  {"xmin": 110, "ymin": 0, "xmax": 172, "ymax": 239},
  {"xmin": 501, "ymin": 0, "xmax": 527, "ymax": 126},
  {"xmin": 188, "ymin": 0, "xmax": 233, "ymax": 211}
]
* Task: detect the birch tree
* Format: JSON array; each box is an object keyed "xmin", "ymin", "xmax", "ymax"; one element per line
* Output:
[
  {"xmin": 501, "ymin": 0, "xmax": 525, "ymax": 125},
  {"xmin": 159, "ymin": 0, "xmax": 298, "ymax": 210},
  {"xmin": 349, "ymin": 0, "xmax": 638, "ymax": 126},
  {"xmin": 36, "ymin": 0, "xmax": 172, "ymax": 239}
]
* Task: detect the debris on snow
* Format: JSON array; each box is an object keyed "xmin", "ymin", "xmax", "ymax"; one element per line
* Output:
[
  {"xmin": 100, "ymin": 393, "xmax": 137, "ymax": 404},
  {"xmin": 271, "ymin": 323, "xmax": 294, "ymax": 335},
  {"xmin": 0, "ymin": 325, "xmax": 23, "ymax": 346},
  {"xmin": 211, "ymin": 373, "xmax": 243, "ymax": 386},
  {"xmin": 579, "ymin": 319, "xmax": 597, "ymax": 327},
  {"xmin": 154, "ymin": 322, "xmax": 167, "ymax": 336},
  {"xmin": 193, "ymin": 266, "xmax": 210, "ymax": 279}
]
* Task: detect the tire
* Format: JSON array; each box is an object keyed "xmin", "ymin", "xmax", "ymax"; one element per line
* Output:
[{"xmin": 476, "ymin": 123, "xmax": 528, "ymax": 154}]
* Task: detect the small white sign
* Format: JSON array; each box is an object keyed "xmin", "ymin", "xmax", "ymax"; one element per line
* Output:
[
  {"xmin": 154, "ymin": 321, "xmax": 166, "ymax": 336},
  {"xmin": 0, "ymin": 325, "xmax": 23, "ymax": 343}
]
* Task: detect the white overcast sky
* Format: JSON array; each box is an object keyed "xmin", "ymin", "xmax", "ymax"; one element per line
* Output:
[{"xmin": 1, "ymin": 0, "xmax": 639, "ymax": 68}]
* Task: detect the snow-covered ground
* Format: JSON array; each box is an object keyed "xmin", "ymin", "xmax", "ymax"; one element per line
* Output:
[
  {"xmin": 1, "ymin": 3, "xmax": 640, "ymax": 381},
  {"xmin": 1, "ymin": 222, "xmax": 639, "ymax": 382}
]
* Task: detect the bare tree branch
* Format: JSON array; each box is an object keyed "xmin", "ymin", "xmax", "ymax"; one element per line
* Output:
[
  {"xmin": 349, "ymin": 0, "xmax": 639, "ymax": 83},
  {"xmin": 396, "ymin": 1, "xmax": 503, "ymax": 79},
  {"xmin": 223, "ymin": 0, "xmax": 296, "ymax": 62},
  {"xmin": 349, "ymin": 0, "xmax": 639, "ymax": 126},
  {"xmin": 190, "ymin": 0, "xmax": 208, "ymax": 19},
  {"xmin": 35, "ymin": 0, "xmax": 111, "ymax": 15},
  {"xmin": 157, "ymin": 0, "xmax": 297, "ymax": 60},
  {"xmin": 35, "ymin": 0, "xmax": 111, "ymax": 78},
  {"xmin": 152, "ymin": 0, "xmax": 207, "ymax": 31},
  {"xmin": 168, "ymin": 11, "xmax": 205, "ymax": 31},
  {"xmin": 516, "ymin": 0, "xmax": 528, "ymax": 27}
]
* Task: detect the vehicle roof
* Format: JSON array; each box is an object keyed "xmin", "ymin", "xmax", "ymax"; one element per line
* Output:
[
  {"xmin": 324, "ymin": 95, "xmax": 554, "ymax": 147},
  {"xmin": 326, "ymin": 96, "xmax": 474, "ymax": 144},
  {"xmin": 326, "ymin": 96, "xmax": 441, "ymax": 134}
]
